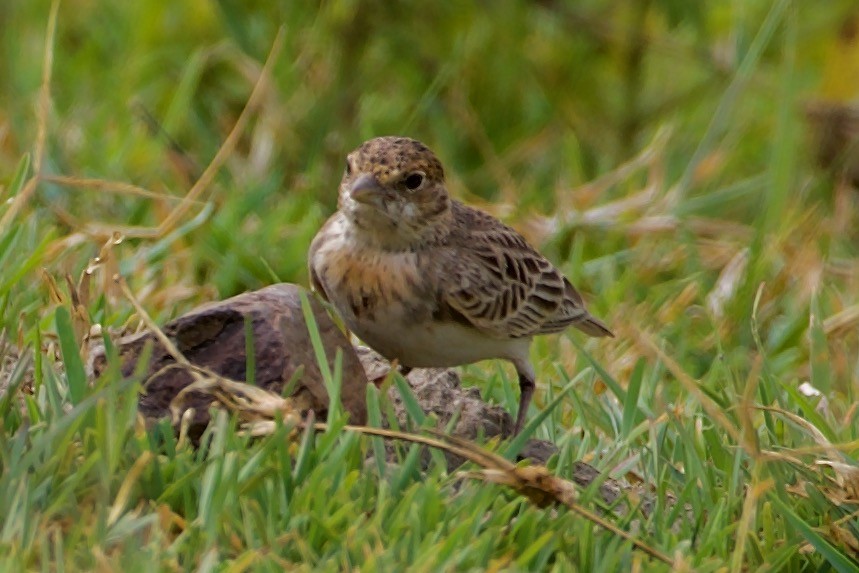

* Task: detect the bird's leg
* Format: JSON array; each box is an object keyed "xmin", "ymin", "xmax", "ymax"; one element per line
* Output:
[{"xmin": 513, "ymin": 369, "xmax": 535, "ymax": 435}]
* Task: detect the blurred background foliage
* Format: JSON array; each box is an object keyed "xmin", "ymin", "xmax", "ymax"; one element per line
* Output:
[{"xmin": 1, "ymin": 1, "xmax": 857, "ymax": 300}]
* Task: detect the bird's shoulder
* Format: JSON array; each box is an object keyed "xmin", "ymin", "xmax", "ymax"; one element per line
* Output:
[{"xmin": 445, "ymin": 201, "xmax": 531, "ymax": 247}]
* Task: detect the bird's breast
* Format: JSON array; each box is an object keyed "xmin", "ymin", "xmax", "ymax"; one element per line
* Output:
[
  {"xmin": 310, "ymin": 216, "xmax": 531, "ymax": 368},
  {"xmin": 311, "ymin": 220, "xmax": 432, "ymax": 326}
]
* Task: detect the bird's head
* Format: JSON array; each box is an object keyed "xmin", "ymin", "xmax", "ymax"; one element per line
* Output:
[{"xmin": 338, "ymin": 136, "xmax": 452, "ymax": 250}]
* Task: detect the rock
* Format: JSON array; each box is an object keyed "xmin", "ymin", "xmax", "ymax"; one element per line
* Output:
[
  {"xmin": 355, "ymin": 346, "xmax": 512, "ymax": 437},
  {"xmin": 355, "ymin": 346, "xmax": 560, "ymax": 466},
  {"xmin": 91, "ymin": 283, "xmax": 368, "ymax": 439}
]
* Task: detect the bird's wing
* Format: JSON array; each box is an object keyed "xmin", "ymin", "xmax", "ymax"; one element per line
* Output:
[
  {"xmin": 307, "ymin": 217, "xmax": 334, "ymax": 303},
  {"xmin": 308, "ymin": 263, "xmax": 329, "ymax": 302},
  {"xmin": 438, "ymin": 203, "xmax": 612, "ymax": 339}
]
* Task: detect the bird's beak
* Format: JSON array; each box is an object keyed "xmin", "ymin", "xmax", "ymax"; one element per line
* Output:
[{"xmin": 349, "ymin": 173, "xmax": 383, "ymax": 205}]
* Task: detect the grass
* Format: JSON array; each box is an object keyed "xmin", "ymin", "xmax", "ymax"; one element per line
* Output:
[{"xmin": 2, "ymin": 0, "xmax": 859, "ymax": 570}]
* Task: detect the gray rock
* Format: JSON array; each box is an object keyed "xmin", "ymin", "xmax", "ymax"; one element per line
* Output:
[{"xmin": 91, "ymin": 283, "xmax": 368, "ymax": 440}]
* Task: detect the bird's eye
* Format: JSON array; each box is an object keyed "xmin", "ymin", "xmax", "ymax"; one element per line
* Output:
[
  {"xmin": 345, "ymin": 160, "xmax": 352, "ymax": 176},
  {"xmin": 404, "ymin": 173, "xmax": 424, "ymax": 190}
]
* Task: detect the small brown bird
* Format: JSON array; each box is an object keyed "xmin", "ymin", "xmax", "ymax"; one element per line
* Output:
[{"xmin": 308, "ymin": 136, "xmax": 613, "ymax": 434}]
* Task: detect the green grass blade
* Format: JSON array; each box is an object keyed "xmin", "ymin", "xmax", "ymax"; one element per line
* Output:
[
  {"xmin": 769, "ymin": 495, "xmax": 859, "ymax": 573},
  {"xmin": 54, "ymin": 307, "xmax": 86, "ymax": 405}
]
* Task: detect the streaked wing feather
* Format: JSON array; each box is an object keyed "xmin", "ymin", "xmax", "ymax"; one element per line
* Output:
[{"xmin": 440, "ymin": 202, "xmax": 602, "ymax": 339}]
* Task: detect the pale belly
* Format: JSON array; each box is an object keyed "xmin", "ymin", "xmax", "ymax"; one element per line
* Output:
[{"xmin": 351, "ymin": 311, "xmax": 531, "ymax": 368}]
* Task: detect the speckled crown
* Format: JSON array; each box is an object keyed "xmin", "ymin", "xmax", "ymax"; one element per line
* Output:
[{"xmin": 348, "ymin": 136, "xmax": 445, "ymax": 184}]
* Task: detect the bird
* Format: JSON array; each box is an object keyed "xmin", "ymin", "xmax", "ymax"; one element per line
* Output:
[{"xmin": 308, "ymin": 136, "xmax": 613, "ymax": 435}]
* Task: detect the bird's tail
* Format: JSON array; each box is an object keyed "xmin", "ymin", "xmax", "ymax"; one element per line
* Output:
[{"xmin": 574, "ymin": 314, "xmax": 614, "ymax": 338}]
